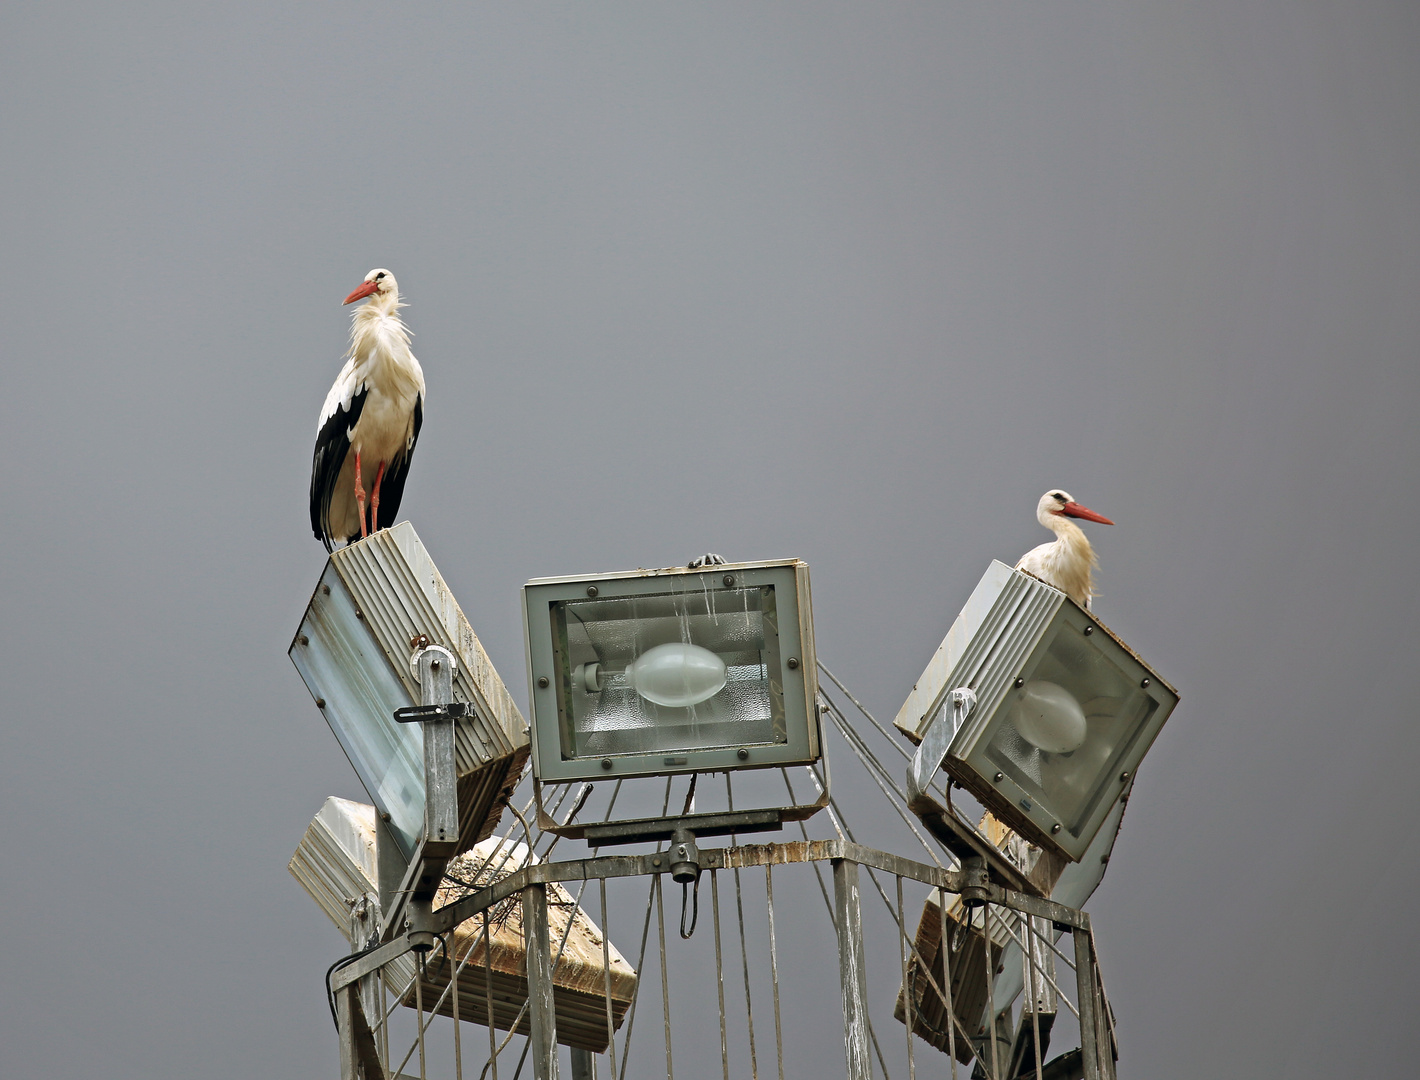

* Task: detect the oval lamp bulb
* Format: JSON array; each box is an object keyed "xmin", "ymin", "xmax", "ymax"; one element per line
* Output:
[
  {"xmin": 1010, "ymin": 680, "xmax": 1088, "ymax": 753},
  {"xmin": 625, "ymin": 643, "xmax": 727, "ymax": 708}
]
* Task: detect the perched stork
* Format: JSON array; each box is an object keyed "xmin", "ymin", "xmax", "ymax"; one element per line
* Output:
[
  {"xmin": 310, "ymin": 269, "xmax": 425, "ymax": 552},
  {"xmin": 1016, "ymin": 490, "xmax": 1114, "ymax": 609}
]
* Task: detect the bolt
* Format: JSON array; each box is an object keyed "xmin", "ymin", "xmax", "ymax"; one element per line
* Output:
[
  {"xmin": 429, "ymin": 659, "xmax": 440, "ymax": 671},
  {"xmin": 315, "ymin": 698, "xmax": 326, "ymax": 709},
  {"xmin": 994, "ymin": 772, "xmax": 1004, "ymax": 782},
  {"xmin": 737, "ymin": 748, "xmax": 749, "ymax": 761},
  {"xmin": 410, "ymin": 634, "xmax": 429, "ymax": 649},
  {"xmin": 586, "ymin": 585, "xmax": 599, "ymax": 597},
  {"xmin": 298, "ymin": 634, "xmax": 309, "ymax": 646},
  {"xmin": 723, "ymin": 573, "xmax": 735, "ymax": 587},
  {"xmin": 1100, "ymin": 854, "xmax": 1109, "ymax": 865},
  {"xmin": 1084, "ymin": 626, "xmax": 1094, "ymax": 636},
  {"xmin": 787, "ymin": 657, "xmax": 800, "ymax": 670},
  {"xmin": 651, "ymin": 856, "xmax": 662, "ymax": 868},
  {"xmin": 381, "ymin": 812, "xmax": 391, "ymax": 822},
  {"xmin": 601, "ymin": 758, "xmax": 613, "ymax": 770},
  {"xmin": 677, "ymin": 845, "xmax": 687, "ymax": 856},
  {"xmin": 1119, "ymin": 771, "xmax": 1131, "ymax": 782},
  {"xmin": 1051, "ymin": 824, "xmax": 1061, "ymax": 834},
  {"xmin": 321, "ymin": 583, "xmax": 331, "ymax": 595},
  {"xmin": 1140, "ymin": 677, "xmax": 1151, "ymax": 688},
  {"xmin": 1014, "ymin": 677, "xmax": 1024, "ymax": 688},
  {"xmin": 538, "ymin": 676, "xmax": 549, "ymax": 689},
  {"xmin": 355, "ymin": 610, "xmax": 364, "ymax": 620}
]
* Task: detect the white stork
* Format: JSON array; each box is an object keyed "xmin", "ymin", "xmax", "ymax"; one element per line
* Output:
[
  {"xmin": 1016, "ymin": 490, "xmax": 1115, "ymax": 609},
  {"xmin": 310, "ymin": 269, "xmax": 425, "ymax": 552}
]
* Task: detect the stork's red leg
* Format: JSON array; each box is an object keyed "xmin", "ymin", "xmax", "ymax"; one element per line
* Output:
[
  {"xmin": 354, "ymin": 449, "xmax": 368, "ymax": 539},
  {"xmin": 370, "ymin": 461, "xmax": 387, "ymax": 534}
]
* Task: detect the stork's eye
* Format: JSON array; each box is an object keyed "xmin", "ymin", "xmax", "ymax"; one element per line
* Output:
[
  {"xmin": 375, "ymin": 272, "xmax": 386, "ymax": 280},
  {"xmin": 1053, "ymin": 492, "xmax": 1067, "ymax": 501}
]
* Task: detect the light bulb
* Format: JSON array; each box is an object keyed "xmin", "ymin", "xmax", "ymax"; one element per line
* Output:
[
  {"xmin": 624, "ymin": 643, "xmax": 727, "ymax": 708},
  {"xmin": 1009, "ymin": 680, "xmax": 1088, "ymax": 754}
]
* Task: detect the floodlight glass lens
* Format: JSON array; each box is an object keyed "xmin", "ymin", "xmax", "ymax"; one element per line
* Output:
[
  {"xmin": 1008, "ymin": 680, "xmax": 1088, "ymax": 753},
  {"xmin": 549, "ymin": 581, "xmax": 787, "ymax": 762},
  {"xmin": 985, "ymin": 620, "xmax": 1158, "ymax": 839},
  {"xmin": 625, "ymin": 643, "xmax": 728, "ymax": 707}
]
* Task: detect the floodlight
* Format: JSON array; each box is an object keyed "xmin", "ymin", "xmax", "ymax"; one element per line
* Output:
[
  {"xmin": 897, "ymin": 561, "xmax": 1178, "ymax": 862},
  {"xmin": 522, "ymin": 560, "xmax": 819, "ymax": 784},
  {"xmin": 290, "ymin": 523, "xmax": 529, "ymax": 861}
]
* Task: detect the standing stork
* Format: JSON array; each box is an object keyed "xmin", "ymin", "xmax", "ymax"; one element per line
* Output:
[
  {"xmin": 310, "ymin": 269, "xmax": 425, "ymax": 551},
  {"xmin": 1016, "ymin": 489, "xmax": 1115, "ymax": 609}
]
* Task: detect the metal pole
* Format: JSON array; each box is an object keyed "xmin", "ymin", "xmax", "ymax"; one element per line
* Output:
[
  {"xmin": 523, "ymin": 883, "xmax": 560, "ymax": 1080},
  {"xmin": 336, "ymin": 985, "xmax": 358, "ymax": 1080},
  {"xmin": 570, "ymin": 1049, "xmax": 596, "ymax": 1080},
  {"xmin": 1073, "ymin": 924, "xmax": 1102, "ymax": 1080},
  {"xmin": 832, "ymin": 859, "xmax": 872, "ymax": 1080}
]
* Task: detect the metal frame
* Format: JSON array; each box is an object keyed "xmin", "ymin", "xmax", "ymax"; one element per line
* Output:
[
  {"xmin": 331, "ymin": 838, "xmax": 1116, "ymax": 1080},
  {"xmin": 521, "ymin": 560, "xmax": 819, "ymax": 783}
]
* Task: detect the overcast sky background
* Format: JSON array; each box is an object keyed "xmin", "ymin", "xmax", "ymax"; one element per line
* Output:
[{"xmin": 2, "ymin": 3, "xmax": 1417, "ymax": 1077}]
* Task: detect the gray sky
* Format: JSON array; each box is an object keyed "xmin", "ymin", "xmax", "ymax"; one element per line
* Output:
[{"xmin": 2, "ymin": 3, "xmax": 1417, "ymax": 1077}]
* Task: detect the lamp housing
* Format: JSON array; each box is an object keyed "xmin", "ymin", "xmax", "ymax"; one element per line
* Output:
[
  {"xmin": 523, "ymin": 559, "xmax": 818, "ymax": 784},
  {"xmin": 289, "ymin": 523, "xmax": 529, "ymax": 861},
  {"xmin": 895, "ymin": 561, "xmax": 1178, "ymax": 862}
]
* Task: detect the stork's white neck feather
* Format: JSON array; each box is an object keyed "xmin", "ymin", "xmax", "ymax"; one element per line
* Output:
[{"xmin": 346, "ymin": 292, "xmax": 422, "ymax": 397}]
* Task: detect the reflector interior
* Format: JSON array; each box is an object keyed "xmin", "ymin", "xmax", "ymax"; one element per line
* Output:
[
  {"xmin": 984, "ymin": 618, "xmax": 1157, "ymax": 841},
  {"xmin": 550, "ymin": 583, "xmax": 786, "ymax": 762}
]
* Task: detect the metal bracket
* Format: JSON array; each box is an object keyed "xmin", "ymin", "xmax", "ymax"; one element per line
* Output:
[
  {"xmin": 531, "ymin": 747, "xmax": 832, "ymax": 841},
  {"xmin": 382, "ymin": 645, "xmax": 461, "ymax": 943},
  {"xmin": 393, "ymin": 701, "xmax": 469, "ymax": 723},
  {"xmin": 906, "ymin": 686, "xmax": 974, "ymax": 804}
]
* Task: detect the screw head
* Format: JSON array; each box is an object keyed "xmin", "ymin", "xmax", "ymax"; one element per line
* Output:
[
  {"xmin": 1083, "ymin": 626, "xmax": 1094, "ymax": 636},
  {"xmin": 1119, "ymin": 771, "xmax": 1131, "ymax": 782},
  {"xmin": 1140, "ymin": 677, "xmax": 1151, "ymax": 688},
  {"xmin": 381, "ymin": 812, "xmax": 391, "ymax": 822},
  {"xmin": 298, "ymin": 634, "xmax": 309, "ymax": 647},
  {"xmin": 1014, "ymin": 677, "xmax": 1025, "ymax": 688},
  {"xmin": 315, "ymin": 698, "xmax": 326, "ymax": 709},
  {"xmin": 651, "ymin": 856, "xmax": 662, "ymax": 867},
  {"xmin": 601, "ymin": 757, "xmax": 613, "ymax": 770},
  {"xmin": 586, "ymin": 585, "xmax": 599, "ymax": 597},
  {"xmin": 1051, "ymin": 823, "xmax": 1062, "ymax": 834},
  {"xmin": 787, "ymin": 657, "xmax": 800, "ymax": 670},
  {"xmin": 994, "ymin": 771, "xmax": 1004, "ymax": 782},
  {"xmin": 410, "ymin": 634, "xmax": 430, "ymax": 649},
  {"xmin": 429, "ymin": 659, "xmax": 441, "ymax": 671},
  {"xmin": 737, "ymin": 747, "xmax": 749, "ymax": 761},
  {"xmin": 537, "ymin": 676, "xmax": 549, "ymax": 689},
  {"xmin": 321, "ymin": 583, "xmax": 331, "ymax": 595},
  {"xmin": 355, "ymin": 610, "xmax": 364, "ymax": 620}
]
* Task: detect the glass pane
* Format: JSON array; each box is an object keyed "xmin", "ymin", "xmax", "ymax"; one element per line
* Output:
[
  {"xmin": 984, "ymin": 620, "xmax": 1157, "ymax": 839},
  {"xmin": 550, "ymin": 583, "xmax": 785, "ymax": 761}
]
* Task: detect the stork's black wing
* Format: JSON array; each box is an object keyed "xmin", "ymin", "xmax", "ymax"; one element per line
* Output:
[
  {"xmin": 309, "ymin": 385, "xmax": 367, "ymax": 552},
  {"xmin": 373, "ymin": 393, "xmax": 423, "ymax": 532}
]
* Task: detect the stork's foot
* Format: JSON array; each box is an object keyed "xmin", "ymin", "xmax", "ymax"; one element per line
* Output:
[{"xmin": 688, "ymin": 552, "xmax": 728, "ymax": 568}]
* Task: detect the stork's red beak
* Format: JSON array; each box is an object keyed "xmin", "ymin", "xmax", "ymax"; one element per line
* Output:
[
  {"xmin": 1061, "ymin": 501, "xmax": 1114, "ymax": 525},
  {"xmin": 343, "ymin": 280, "xmax": 380, "ymax": 305}
]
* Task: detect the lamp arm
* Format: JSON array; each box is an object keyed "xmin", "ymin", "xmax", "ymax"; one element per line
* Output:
[{"xmin": 906, "ymin": 687, "xmax": 975, "ymax": 803}]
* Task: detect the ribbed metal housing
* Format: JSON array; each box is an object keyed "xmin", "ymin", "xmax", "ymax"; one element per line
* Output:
[
  {"xmin": 895, "ymin": 561, "xmax": 1179, "ymax": 862},
  {"xmin": 289, "ymin": 797, "xmax": 637, "ymax": 1052},
  {"xmin": 291, "ymin": 523, "xmax": 530, "ymax": 857}
]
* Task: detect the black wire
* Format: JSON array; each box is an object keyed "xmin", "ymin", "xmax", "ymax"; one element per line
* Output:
[
  {"xmin": 678, "ymin": 877, "xmax": 700, "ymax": 939},
  {"xmin": 324, "ymin": 937, "xmax": 387, "ymax": 1031}
]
